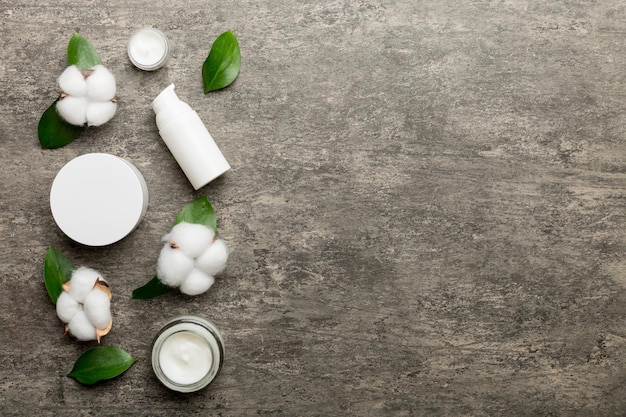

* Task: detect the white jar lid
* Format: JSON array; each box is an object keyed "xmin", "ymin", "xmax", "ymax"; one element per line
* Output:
[{"xmin": 50, "ymin": 153, "xmax": 149, "ymax": 246}]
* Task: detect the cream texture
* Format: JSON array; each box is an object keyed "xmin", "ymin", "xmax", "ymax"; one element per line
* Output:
[
  {"xmin": 158, "ymin": 331, "xmax": 213, "ymax": 385},
  {"xmin": 128, "ymin": 28, "xmax": 169, "ymax": 70}
]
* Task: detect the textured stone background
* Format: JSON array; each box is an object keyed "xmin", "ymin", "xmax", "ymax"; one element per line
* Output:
[{"xmin": 1, "ymin": 1, "xmax": 626, "ymax": 416}]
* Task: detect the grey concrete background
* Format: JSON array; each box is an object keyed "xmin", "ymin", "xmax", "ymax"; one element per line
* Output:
[{"xmin": 1, "ymin": 1, "xmax": 626, "ymax": 416}]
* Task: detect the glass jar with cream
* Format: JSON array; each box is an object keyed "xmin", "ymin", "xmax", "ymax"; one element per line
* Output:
[
  {"xmin": 128, "ymin": 28, "xmax": 170, "ymax": 71},
  {"xmin": 151, "ymin": 316, "xmax": 224, "ymax": 392}
]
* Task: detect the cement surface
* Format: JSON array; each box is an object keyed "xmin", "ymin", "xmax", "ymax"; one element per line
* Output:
[{"xmin": 1, "ymin": 1, "xmax": 626, "ymax": 416}]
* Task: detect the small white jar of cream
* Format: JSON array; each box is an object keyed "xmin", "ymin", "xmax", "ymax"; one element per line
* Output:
[
  {"xmin": 151, "ymin": 316, "xmax": 224, "ymax": 392},
  {"xmin": 128, "ymin": 28, "xmax": 170, "ymax": 71},
  {"xmin": 50, "ymin": 153, "xmax": 149, "ymax": 246}
]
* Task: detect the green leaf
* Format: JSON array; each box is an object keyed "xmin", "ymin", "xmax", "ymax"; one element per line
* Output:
[
  {"xmin": 131, "ymin": 275, "xmax": 173, "ymax": 299},
  {"xmin": 67, "ymin": 32, "xmax": 101, "ymax": 69},
  {"xmin": 44, "ymin": 245, "xmax": 75, "ymax": 304},
  {"xmin": 38, "ymin": 100, "xmax": 85, "ymax": 149},
  {"xmin": 174, "ymin": 195, "xmax": 217, "ymax": 232},
  {"xmin": 67, "ymin": 346, "xmax": 136, "ymax": 385},
  {"xmin": 202, "ymin": 30, "xmax": 240, "ymax": 93}
]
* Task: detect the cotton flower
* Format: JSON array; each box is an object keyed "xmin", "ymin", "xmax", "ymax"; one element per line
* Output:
[
  {"xmin": 56, "ymin": 267, "xmax": 112, "ymax": 342},
  {"xmin": 180, "ymin": 268, "xmax": 215, "ymax": 296},
  {"xmin": 157, "ymin": 222, "xmax": 229, "ymax": 295},
  {"xmin": 56, "ymin": 64, "xmax": 117, "ymax": 127},
  {"xmin": 163, "ymin": 222, "xmax": 215, "ymax": 258},
  {"xmin": 156, "ymin": 244, "xmax": 194, "ymax": 287}
]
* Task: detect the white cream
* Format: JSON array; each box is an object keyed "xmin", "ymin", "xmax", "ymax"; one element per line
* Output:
[
  {"xmin": 128, "ymin": 28, "xmax": 169, "ymax": 70},
  {"xmin": 151, "ymin": 316, "xmax": 224, "ymax": 392},
  {"xmin": 159, "ymin": 331, "xmax": 213, "ymax": 385}
]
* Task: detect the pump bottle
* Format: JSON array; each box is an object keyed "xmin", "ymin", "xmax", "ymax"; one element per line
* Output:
[{"xmin": 152, "ymin": 84, "xmax": 230, "ymax": 189}]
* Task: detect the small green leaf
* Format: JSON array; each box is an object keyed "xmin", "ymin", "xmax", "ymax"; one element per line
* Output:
[
  {"xmin": 67, "ymin": 346, "xmax": 136, "ymax": 385},
  {"xmin": 132, "ymin": 275, "xmax": 173, "ymax": 299},
  {"xmin": 202, "ymin": 30, "xmax": 240, "ymax": 93},
  {"xmin": 44, "ymin": 245, "xmax": 75, "ymax": 304},
  {"xmin": 174, "ymin": 195, "xmax": 217, "ymax": 232},
  {"xmin": 67, "ymin": 32, "xmax": 101, "ymax": 69},
  {"xmin": 38, "ymin": 100, "xmax": 85, "ymax": 149}
]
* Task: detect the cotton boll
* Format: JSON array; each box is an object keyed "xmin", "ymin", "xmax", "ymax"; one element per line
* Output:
[
  {"xmin": 164, "ymin": 222, "xmax": 215, "ymax": 259},
  {"xmin": 85, "ymin": 65, "xmax": 116, "ymax": 101},
  {"xmin": 157, "ymin": 244, "xmax": 195, "ymax": 287},
  {"xmin": 196, "ymin": 239, "xmax": 229, "ymax": 276},
  {"xmin": 67, "ymin": 310, "xmax": 97, "ymax": 341},
  {"xmin": 83, "ymin": 289, "xmax": 111, "ymax": 329},
  {"xmin": 58, "ymin": 65, "xmax": 87, "ymax": 96},
  {"xmin": 56, "ymin": 291, "xmax": 81, "ymax": 323},
  {"xmin": 56, "ymin": 96, "xmax": 88, "ymax": 126},
  {"xmin": 180, "ymin": 269, "xmax": 215, "ymax": 296},
  {"xmin": 68, "ymin": 267, "xmax": 102, "ymax": 303},
  {"xmin": 85, "ymin": 101, "xmax": 117, "ymax": 126}
]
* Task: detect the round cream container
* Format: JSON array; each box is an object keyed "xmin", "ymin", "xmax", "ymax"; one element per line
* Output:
[
  {"xmin": 128, "ymin": 28, "xmax": 170, "ymax": 71},
  {"xmin": 50, "ymin": 153, "xmax": 149, "ymax": 246},
  {"xmin": 151, "ymin": 316, "xmax": 224, "ymax": 393}
]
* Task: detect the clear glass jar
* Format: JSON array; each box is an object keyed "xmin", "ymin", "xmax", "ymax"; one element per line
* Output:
[
  {"xmin": 151, "ymin": 316, "xmax": 224, "ymax": 392},
  {"xmin": 127, "ymin": 28, "xmax": 170, "ymax": 71}
]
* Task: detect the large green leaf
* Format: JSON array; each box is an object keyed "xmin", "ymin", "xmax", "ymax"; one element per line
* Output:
[
  {"xmin": 67, "ymin": 346, "xmax": 136, "ymax": 385},
  {"xmin": 67, "ymin": 32, "xmax": 101, "ymax": 69},
  {"xmin": 38, "ymin": 100, "xmax": 85, "ymax": 149},
  {"xmin": 131, "ymin": 275, "xmax": 173, "ymax": 299},
  {"xmin": 174, "ymin": 195, "xmax": 217, "ymax": 232},
  {"xmin": 202, "ymin": 30, "xmax": 240, "ymax": 93},
  {"xmin": 43, "ymin": 245, "xmax": 75, "ymax": 304}
]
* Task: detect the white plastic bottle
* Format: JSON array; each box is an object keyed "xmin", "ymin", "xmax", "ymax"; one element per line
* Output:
[{"xmin": 152, "ymin": 84, "xmax": 230, "ymax": 189}]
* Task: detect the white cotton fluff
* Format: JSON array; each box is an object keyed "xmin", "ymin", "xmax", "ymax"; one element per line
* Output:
[
  {"xmin": 67, "ymin": 310, "xmax": 97, "ymax": 341},
  {"xmin": 57, "ymin": 65, "xmax": 87, "ymax": 96},
  {"xmin": 180, "ymin": 269, "xmax": 215, "ymax": 296},
  {"xmin": 56, "ymin": 64, "xmax": 117, "ymax": 127},
  {"xmin": 56, "ymin": 291, "xmax": 82, "ymax": 323},
  {"xmin": 163, "ymin": 222, "xmax": 215, "ymax": 259},
  {"xmin": 155, "ymin": 222, "xmax": 228, "ymax": 296},
  {"xmin": 55, "ymin": 266, "xmax": 112, "ymax": 342},
  {"xmin": 195, "ymin": 239, "xmax": 229, "ymax": 276},
  {"xmin": 68, "ymin": 267, "xmax": 101, "ymax": 303},
  {"xmin": 85, "ymin": 65, "xmax": 116, "ymax": 101},
  {"xmin": 56, "ymin": 96, "xmax": 89, "ymax": 126},
  {"xmin": 157, "ymin": 244, "xmax": 195, "ymax": 287},
  {"xmin": 86, "ymin": 101, "xmax": 117, "ymax": 127},
  {"xmin": 83, "ymin": 289, "xmax": 111, "ymax": 329}
]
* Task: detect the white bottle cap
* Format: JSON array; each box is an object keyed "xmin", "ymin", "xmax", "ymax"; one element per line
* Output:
[{"xmin": 50, "ymin": 153, "xmax": 149, "ymax": 246}]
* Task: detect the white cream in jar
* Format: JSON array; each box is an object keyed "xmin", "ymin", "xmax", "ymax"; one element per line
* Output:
[
  {"xmin": 128, "ymin": 28, "xmax": 170, "ymax": 71},
  {"xmin": 152, "ymin": 316, "xmax": 224, "ymax": 392}
]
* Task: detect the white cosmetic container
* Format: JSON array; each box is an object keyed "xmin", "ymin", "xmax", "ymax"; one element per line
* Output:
[
  {"xmin": 49, "ymin": 153, "xmax": 149, "ymax": 246},
  {"xmin": 152, "ymin": 84, "xmax": 230, "ymax": 189},
  {"xmin": 128, "ymin": 28, "xmax": 170, "ymax": 71},
  {"xmin": 151, "ymin": 316, "xmax": 224, "ymax": 392}
]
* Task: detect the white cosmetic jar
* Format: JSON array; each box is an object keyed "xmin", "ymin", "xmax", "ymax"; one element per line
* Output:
[
  {"xmin": 50, "ymin": 153, "xmax": 149, "ymax": 246},
  {"xmin": 128, "ymin": 28, "xmax": 170, "ymax": 71},
  {"xmin": 151, "ymin": 316, "xmax": 224, "ymax": 393}
]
